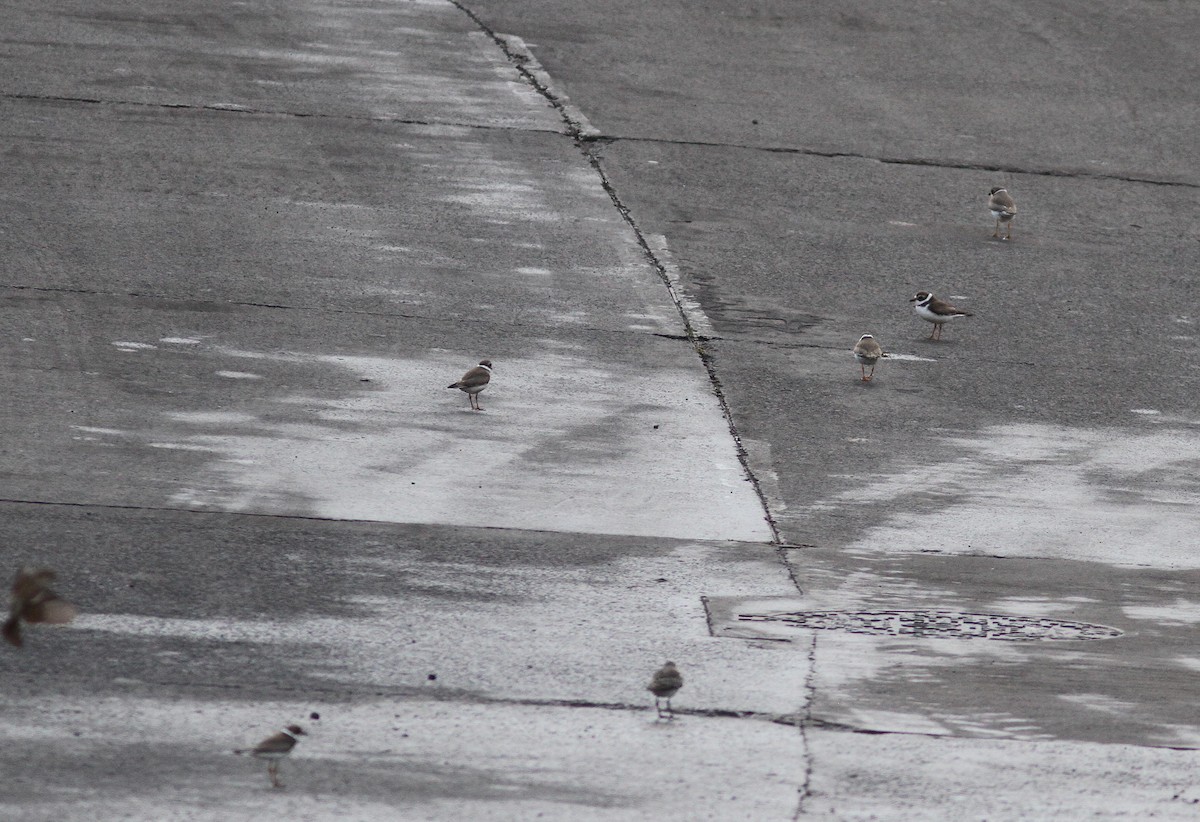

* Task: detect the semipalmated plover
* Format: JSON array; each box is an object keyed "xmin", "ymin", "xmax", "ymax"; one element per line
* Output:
[
  {"xmin": 910, "ymin": 291, "xmax": 972, "ymax": 340},
  {"xmin": 3, "ymin": 567, "xmax": 78, "ymax": 648},
  {"xmin": 988, "ymin": 186, "xmax": 1017, "ymax": 240},
  {"xmin": 235, "ymin": 724, "xmax": 306, "ymax": 788},
  {"xmin": 448, "ymin": 359, "xmax": 492, "ymax": 411},
  {"xmin": 647, "ymin": 661, "xmax": 683, "ymax": 719},
  {"xmin": 852, "ymin": 334, "xmax": 884, "ymax": 382}
]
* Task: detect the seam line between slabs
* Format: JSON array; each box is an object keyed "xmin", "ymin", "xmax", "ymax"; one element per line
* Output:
[
  {"xmin": 450, "ymin": 0, "xmax": 782, "ymax": 542},
  {"xmin": 9, "ymin": 93, "xmax": 1188, "ymax": 189}
]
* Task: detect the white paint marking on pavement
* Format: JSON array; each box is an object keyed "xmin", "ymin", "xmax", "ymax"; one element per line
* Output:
[
  {"xmin": 498, "ymin": 34, "xmax": 601, "ymax": 138},
  {"xmin": 644, "ymin": 234, "xmax": 717, "ymax": 339}
]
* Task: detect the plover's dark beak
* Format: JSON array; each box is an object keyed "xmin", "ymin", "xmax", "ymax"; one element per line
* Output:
[{"xmin": 908, "ymin": 296, "xmax": 918, "ymax": 302}]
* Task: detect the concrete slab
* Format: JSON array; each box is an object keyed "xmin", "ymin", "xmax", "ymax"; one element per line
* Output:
[
  {"xmin": 1, "ymin": 291, "xmax": 767, "ymax": 541},
  {"xmin": 449, "ymin": 3, "xmax": 1200, "ymax": 811},
  {"xmin": 0, "ymin": 501, "xmax": 803, "ymax": 712},
  {"xmin": 0, "ymin": 0, "xmax": 792, "ymax": 817},
  {"xmin": 6, "ymin": 0, "xmax": 1197, "ymax": 816},
  {"xmin": 463, "ymin": 0, "xmax": 1199, "ymax": 183},
  {"xmin": 1, "ymin": 694, "xmax": 802, "ymax": 822},
  {"xmin": 1, "ymin": 502, "xmax": 805, "ymax": 818},
  {"xmin": 0, "ymin": 0, "xmax": 773, "ymax": 543},
  {"xmin": 1, "ymin": 99, "xmax": 675, "ymax": 335},
  {"xmin": 589, "ymin": 139, "xmax": 1200, "ymax": 551},
  {"xmin": 5, "ymin": 0, "xmax": 560, "ymax": 129},
  {"xmin": 803, "ymin": 728, "xmax": 1200, "ymax": 821}
]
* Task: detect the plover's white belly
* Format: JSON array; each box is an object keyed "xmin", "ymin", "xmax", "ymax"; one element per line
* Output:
[
  {"xmin": 991, "ymin": 208, "xmax": 1014, "ymax": 221},
  {"xmin": 915, "ymin": 305, "xmax": 952, "ymax": 324},
  {"xmin": 251, "ymin": 751, "xmax": 290, "ymax": 761}
]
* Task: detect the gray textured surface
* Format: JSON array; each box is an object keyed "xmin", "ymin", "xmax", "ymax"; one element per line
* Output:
[{"xmin": 3, "ymin": 0, "xmax": 1200, "ymax": 818}]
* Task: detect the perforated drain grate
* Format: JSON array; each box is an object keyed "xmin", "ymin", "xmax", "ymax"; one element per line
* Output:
[{"xmin": 737, "ymin": 609, "xmax": 1123, "ymax": 641}]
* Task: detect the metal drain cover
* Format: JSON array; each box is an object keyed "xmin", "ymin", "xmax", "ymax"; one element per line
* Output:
[{"xmin": 737, "ymin": 609, "xmax": 1123, "ymax": 642}]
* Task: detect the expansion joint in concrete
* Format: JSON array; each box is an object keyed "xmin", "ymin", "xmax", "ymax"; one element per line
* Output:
[
  {"xmin": 2, "ymin": 90, "xmax": 564, "ymax": 137},
  {"xmin": 0, "ymin": 284, "xmax": 649, "ymax": 342},
  {"xmin": 592, "ymin": 131, "xmax": 1200, "ymax": 189},
  {"xmin": 452, "ymin": 0, "xmax": 783, "ymax": 545}
]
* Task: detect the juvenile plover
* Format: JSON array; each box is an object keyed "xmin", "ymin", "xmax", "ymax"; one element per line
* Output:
[
  {"xmin": 448, "ymin": 360, "xmax": 493, "ymax": 411},
  {"xmin": 647, "ymin": 661, "xmax": 683, "ymax": 719},
  {"xmin": 3, "ymin": 567, "xmax": 78, "ymax": 648},
  {"xmin": 988, "ymin": 187, "xmax": 1017, "ymax": 240},
  {"xmin": 910, "ymin": 291, "xmax": 972, "ymax": 340},
  {"xmin": 235, "ymin": 724, "xmax": 306, "ymax": 788},
  {"xmin": 852, "ymin": 334, "xmax": 884, "ymax": 382}
]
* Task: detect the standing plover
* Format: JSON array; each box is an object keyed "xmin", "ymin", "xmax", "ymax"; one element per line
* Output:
[
  {"xmin": 852, "ymin": 334, "xmax": 884, "ymax": 382},
  {"xmin": 988, "ymin": 187, "xmax": 1017, "ymax": 240},
  {"xmin": 3, "ymin": 567, "xmax": 77, "ymax": 648},
  {"xmin": 235, "ymin": 724, "xmax": 306, "ymax": 788},
  {"xmin": 910, "ymin": 291, "xmax": 972, "ymax": 340},
  {"xmin": 647, "ymin": 661, "xmax": 683, "ymax": 719},
  {"xmin": 448, "ymin": 360, "xmax": 492, "ymax": 411}
]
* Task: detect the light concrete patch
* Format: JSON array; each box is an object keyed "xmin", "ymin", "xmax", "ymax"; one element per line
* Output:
[
  {"xmin": 804, "ymin": 728, "xmax": 1200, "ymax": 820},
  {"xmin": 156, "ymin": 348, "xmax": 770, "ymax": 542},
  {"xmin": 1124, "ymin": 598, "xmax": 1200, "ymax": 625},
  {"xmin": 808, "ymin": 423, "xmax": 1200, "ymax": 568}
]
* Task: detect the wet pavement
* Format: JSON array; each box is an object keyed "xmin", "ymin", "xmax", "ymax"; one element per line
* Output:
[
  {"xmin": 1, "ymin": 290, "xmax": 765, "ymax": 540},
  {"xmin": 3, "ymin": 0, "xmax": 1200, "ymax": 819}
]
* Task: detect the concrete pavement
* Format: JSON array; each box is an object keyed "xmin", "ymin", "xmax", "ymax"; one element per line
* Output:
[
  {"xmin": 1, "ymin": 1, "xmax": 796, "ymax": 820},
  {"xmin": 4, "ymin": 0, "xmax": 1200, "ymax": 820},
  {"xmin": 459, "ymin": 0, "xmax": 1200, "ymax": 817}
]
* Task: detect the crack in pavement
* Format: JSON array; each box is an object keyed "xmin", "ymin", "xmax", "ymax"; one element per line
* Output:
[
  {"xmin": 0, "ymin": 283, "xmax": 688, "ymax": 343},
  {"xmin": 584, "ymin": 132, "xmax": 1199, "ymax": 189},
  {"xmin": 9, "ymin": 668, "xmax": 787, "ymax": 725},
  {"xmin": 7, "ymin": 89, "xmax": 1193, "ymax": 190},
  {"xmin": 2, "ymin": 90, "xmax": 566, "ymax": 136},
  {"xmin": 794, "ymin": 633, "xmax": 818, "ymax": 819}
]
